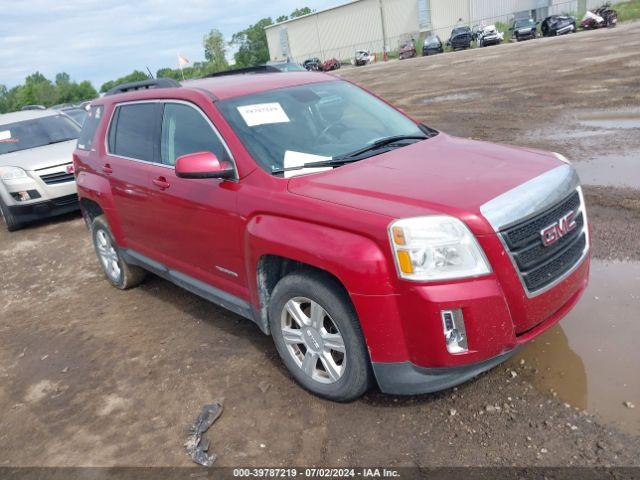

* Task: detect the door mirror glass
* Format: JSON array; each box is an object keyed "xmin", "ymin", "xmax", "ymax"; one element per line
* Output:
[{"xmin": 175, "ymin": 151, "xmax": 235, "ymax": 179}]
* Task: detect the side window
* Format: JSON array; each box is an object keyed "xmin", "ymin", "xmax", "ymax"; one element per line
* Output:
[
  {"xmin": 77, "ymin": 106, "xmax": 103, "ymax": 151},
  {"xmin": 111, "ymin": 103, "xmax": 157, "ymax": 162},
  {"xmin": 160, "ymin": 103, "xmax": 228, "ymax": 166}
]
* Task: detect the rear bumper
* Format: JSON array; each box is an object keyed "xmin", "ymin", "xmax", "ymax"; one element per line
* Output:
[
  {"xmin": 7, "ymin": 194, "xmax": 79, "ymax": 223},
  {"xmin": 373, "ymin": 347, "xmax": 520, "ymax": 395}
]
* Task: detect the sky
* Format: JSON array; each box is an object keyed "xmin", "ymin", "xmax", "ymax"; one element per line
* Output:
[{"xmin": 0, "ymin": 0, "xmax": 337, "ymax": 90}]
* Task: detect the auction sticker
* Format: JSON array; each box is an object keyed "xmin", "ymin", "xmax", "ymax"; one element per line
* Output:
[
  {"xmin": 237, "ymin": 103, "xmax": 290, "ymax": 127},
  {"xmin": 0, "ymin": 130, "xmax": 11, "ymax": 141}
]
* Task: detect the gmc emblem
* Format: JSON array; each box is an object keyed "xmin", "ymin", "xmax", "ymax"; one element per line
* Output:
[{"xmin": 540, "ymin": 211, "xmax": 577, "ymax": 247}]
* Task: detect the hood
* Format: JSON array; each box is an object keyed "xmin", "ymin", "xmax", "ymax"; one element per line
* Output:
[
  {"xmin": 287, "ymin": 134, "xmax": 562, "ymax": 235},
  {"xmin": 0, "ymin": 140, "xmax": 76, "ymax": 171}
]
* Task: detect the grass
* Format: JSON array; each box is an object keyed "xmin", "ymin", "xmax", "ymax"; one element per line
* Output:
[{"xmin": 616, "ymin": 0, "xmax": 640, "ymax": 21}]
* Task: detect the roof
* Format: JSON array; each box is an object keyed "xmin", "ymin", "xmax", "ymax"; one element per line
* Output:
[
  {"xmin": 264, "ymin": 0, "xmax": 365, "ymax": 29},
  {"xmin": 0, "ymin": 109, "xmax": 59, "ymax": 125},
  {"xmin": 183, "ymin": 71, "xmax": 336, "ymax": 101}
]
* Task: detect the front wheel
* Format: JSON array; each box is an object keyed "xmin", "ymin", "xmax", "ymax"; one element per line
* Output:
[
  {"xmin": 269, "ymin": 271, "xmax": 372, "ymax": 401},
  {"xmin": 0, "ymin": 198, "xmax": 22, "ymax": 232}
]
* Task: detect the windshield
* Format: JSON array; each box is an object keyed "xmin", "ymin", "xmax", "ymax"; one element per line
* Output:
[
  {"xmin": 425, "ymin": 36, "xmax": 440, "ymax": 46},
  {"xmin": 516, "ymin": 19, "xmax": 535, "ymax": 28},
  {"xmin": 217, "ymin": 81, "xmax": 429, "ymax": 174},
  {"xmin": 0, "ymin": 115, "xmax": 80, "ymax": 155},
  {"xmin": 452, "ymin": 27, "xmax": 470, "ymax": 35}
]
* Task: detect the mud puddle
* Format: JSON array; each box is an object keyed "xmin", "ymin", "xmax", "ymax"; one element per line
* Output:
[
  {"xmin": 577, "ymin": 110, "xmax": 640, "ymax": 130},
  {"xmin": 512, "ymin": 260, "xmax": 640, "ymax": 435},
  {"xmin": 421, "ymin": 92, "xmax": 481, "ymax": 104},
  {"xmin": 574, "ymin": 153, "xmax": 640, "ymax": 189}
]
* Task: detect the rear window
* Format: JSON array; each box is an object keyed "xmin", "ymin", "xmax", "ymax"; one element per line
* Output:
[
  {"xmin": 109, "ymin": 103, "xmax": 157, "ymax": 162},
  {"xmin": 0, "ymin": 115, "xmax": 80, "ymax": 155},
  {"xmin": 77, "ymin": 106, "xmax": 103, "ymax": 151}
]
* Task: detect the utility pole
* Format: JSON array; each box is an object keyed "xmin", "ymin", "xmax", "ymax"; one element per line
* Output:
[{"xmin": 379, "ymin": 0, "xmax": 388, "ymax": 61}]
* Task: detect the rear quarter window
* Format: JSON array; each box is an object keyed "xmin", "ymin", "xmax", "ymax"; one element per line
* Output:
[{"xmin": 77, "ymin": 106, "xmax": 104, "ymax": 151}]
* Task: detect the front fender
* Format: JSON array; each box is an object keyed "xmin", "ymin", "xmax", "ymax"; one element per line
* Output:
[{"xmin": 245, "ymin": 214, "xmax": 395, "ymax": 299}]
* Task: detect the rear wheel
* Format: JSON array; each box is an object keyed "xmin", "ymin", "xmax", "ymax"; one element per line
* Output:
[
  {"xmin": 91, "ymin": 215, "xmax": 145, "ymax": 289},
  {"xmin": 269, "ymin": 271, "xmax": 372, "ymax": 401},
  {"xmin": 0, "ymin": 199, "xmax": 22, "ymax": 232}
]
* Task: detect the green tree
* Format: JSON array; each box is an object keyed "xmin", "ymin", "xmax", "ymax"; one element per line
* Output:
[
  {"xmin": 203, "ymin": 28, "xmax": 229, "ymax": 73},
  {"xmin": 232, "ymin": 17, "xmax": 273, "ymax": 67},
  {"xmin": 100, "ymin": 70, "xmax": 149, "ymax": 93},
  {"xmin": 290, "ymin": 7, "xmax": 312, "ymax": 18},
  {"xmin": 276, "ymin": 15, "xmax": 288, "ymax": 22}
]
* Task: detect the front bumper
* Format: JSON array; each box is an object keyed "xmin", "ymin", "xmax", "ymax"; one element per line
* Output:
[
  {"xmin": 373, "ymin": 348, "xmax": 520, "ymax": 395},
  {"xmin": 7, "ymin": 194, "xmax": 79, "ymax": 223}
]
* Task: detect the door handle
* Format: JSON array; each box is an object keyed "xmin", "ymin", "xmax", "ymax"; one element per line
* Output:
[
  {"xmin": 102, "ymin": 163, "xmax": 113, "ymax": 174},
  {"xmin": 152, "ymin": 177, "xmax": 171, "ymax": 190}
]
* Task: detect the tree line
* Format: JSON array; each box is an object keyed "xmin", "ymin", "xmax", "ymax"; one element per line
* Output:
[{"xmin": 0, "ymin": 7, "xmax": 313, "ymax": 114}]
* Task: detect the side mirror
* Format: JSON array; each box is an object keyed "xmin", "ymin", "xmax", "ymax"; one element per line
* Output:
[{"xmin": 175, "ymin": 151, "xmax": 235, "ymax": 180}]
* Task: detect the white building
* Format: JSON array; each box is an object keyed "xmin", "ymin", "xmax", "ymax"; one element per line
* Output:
[{"xmin": 265, "ymin": 0, "xmax": 613, "ymax": 63}]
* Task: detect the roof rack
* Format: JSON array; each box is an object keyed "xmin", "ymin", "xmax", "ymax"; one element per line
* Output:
[
  {"xmin": 203, "ymin": 65, "xmax": 280, "ymax": 79},
  {"xmin": 105, "ymin": 77, "xmax": 181, "ymax": 96}
]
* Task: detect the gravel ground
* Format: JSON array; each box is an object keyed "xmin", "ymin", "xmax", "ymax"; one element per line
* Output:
[{"xmin": 1, "ymin": 23, "xmax": 639, "ymax": 468}]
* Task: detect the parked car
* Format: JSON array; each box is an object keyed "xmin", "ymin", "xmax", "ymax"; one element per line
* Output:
[
  {"xmin": 303, "ymin": 57, "xmax": 322, "ymax": 71},
  {"xmin": 266, "ymin": 61, "xmax": 307, "ymax": 72},
  {"xmin": 74, "ymin": 74, "xmax": 590, "ymax": 401},
  {"xmin": 475, "ymin": 24, "xmax": 504, "ymax": 47},
  {"xmin": 57, "ymin": 106, "xmax": 89, "ymax": 126},
  {"xmin": 0, "ymin": 110, "xmax": 81, "ymax": 231},
  {"xmin": 541, "ymin": 15, "xmax": 577, "ymax": 36},
  {"xmin": 321, "ymin": 58, "xmax": 341, "ymax": 71},
  {"xmin": 354, "ymin": 50, "xmax": 373, "ymax": 66},
  {"xmin": 511, "ymin": 17, "xmax": 537, "ymax": 41},
  {"xmin": 398, "ymin": 40, "xmax": 417, "ymax": 60},
  {"xmin": 581, "ymin": 3, "xmax": 618, "ymax": 29},
  {"xmin": 447, "ymin": 26, "xmax": 473, "ymax": 50},
  {"xmin": 20, "ymin": 105, "xmax": 46, "ymax": 111},
  {"xmin": 422, "ymin": 35, "xmax": 444, "ymax": 56}
]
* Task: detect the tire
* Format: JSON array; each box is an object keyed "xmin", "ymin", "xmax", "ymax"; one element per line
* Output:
[
  {"xmin": 91, "ymin": 215, "xmax": 145, "ymax": 289},
  {"xmin": 0, "ymin": 198, "xmax": 22, "ymax": 232},
  {"xmin": 268, "ymin": 270, "xmax": 373, "ymax": 402}
]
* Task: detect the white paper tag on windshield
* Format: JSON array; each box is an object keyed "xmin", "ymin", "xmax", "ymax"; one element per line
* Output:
[
  {"xmin": 283, "ymin": 151, "xmax": 332, "ymax": 178},
  {"xmin": 0, "ymin": 130, "xmax": 11, "ymax": 141},
  {"xmin": 237, "ymin": 102, "xmax": 290, "ymax": 127}
]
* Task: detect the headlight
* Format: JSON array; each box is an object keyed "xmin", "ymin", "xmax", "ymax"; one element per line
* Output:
[
  {"xmin": 553, "ymin": 152, "xmax": 571, "ymax": 164},
  {"xmin": 389, "ymin": 216, "xmax": 491, "ymax": 281},
  {"xmin": 0, "ymin": 166, "xmax": 28, "ymax": 181}
]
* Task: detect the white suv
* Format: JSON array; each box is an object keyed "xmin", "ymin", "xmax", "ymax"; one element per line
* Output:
[{"xmin": 0, "ymin": 109, "xmax": 80, "ymax": 231}]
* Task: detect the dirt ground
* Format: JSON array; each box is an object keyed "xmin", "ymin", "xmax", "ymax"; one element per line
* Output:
[{"xmin": 1, "ymin": 23, "xmax": 640, "ymax": 468}]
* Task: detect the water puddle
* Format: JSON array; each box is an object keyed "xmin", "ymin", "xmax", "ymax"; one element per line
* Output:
[
  {"xmin": 512, "ymin": 260, "xmax": 640, "ymax": 435},
  {"xmin": 421, "ymin": 92, "xmax": 481, "ymax": 104},
  {"xmin": 574, "ymin": 153, "xmax": 640, "ymax": 189},
  {"xmin": 577, "ymin": 110, "xmax": 640, "ymax": 130}
]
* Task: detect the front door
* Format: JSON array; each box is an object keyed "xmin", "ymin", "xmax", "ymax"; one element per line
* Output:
[{"xmin": 147, "ymin": 101, "xmax": 246, "ymax": 298}]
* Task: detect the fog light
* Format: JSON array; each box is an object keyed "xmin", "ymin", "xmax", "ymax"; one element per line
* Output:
[{"xmin": 441, "ymin": 309, "xmax": 468, "ymax": 354}]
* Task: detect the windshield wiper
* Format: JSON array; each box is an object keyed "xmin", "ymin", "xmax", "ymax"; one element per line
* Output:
[{"xmin": 272, "ymin": 135, "xmax": 428, "ymax": 175}]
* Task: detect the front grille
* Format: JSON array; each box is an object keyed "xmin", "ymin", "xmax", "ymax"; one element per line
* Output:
[
  {"xmin": 51, "ymin": 194, "xmax": 78, "ymax": 207},
  {"xmin": 40, "ymin": 171, "xmax": 75, "ymax": 185},
  {"xmin": 501, "ymin": 191, "xmax": 587, "ymax": 293}
]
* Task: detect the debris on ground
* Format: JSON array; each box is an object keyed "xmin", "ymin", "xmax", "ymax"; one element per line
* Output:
[
  {"xmin": 624, "ymin": 401, "xmax": 635, "ymax": 409},
  {"xmin": 185, "ymin": 402, "xmax": 223, "ymax": 467}
]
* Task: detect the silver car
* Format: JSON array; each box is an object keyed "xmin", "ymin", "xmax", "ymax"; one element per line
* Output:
[{"xmin": 0, "ymin": 109, "xmax": 80, "ymax": 231}]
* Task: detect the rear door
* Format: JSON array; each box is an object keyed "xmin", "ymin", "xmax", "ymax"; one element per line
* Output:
[
  {"xmin": 104, "ymin": 102, "xmax": 162, "ymax": 254},
  {"xmin": 146, "ymin": 101, "xmax": 246, "ymax": 297}
]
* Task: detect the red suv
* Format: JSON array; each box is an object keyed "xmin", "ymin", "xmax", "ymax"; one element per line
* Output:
[{"xmin": 74, "ymin": 73, "xmax": 590, "ymax": 401}]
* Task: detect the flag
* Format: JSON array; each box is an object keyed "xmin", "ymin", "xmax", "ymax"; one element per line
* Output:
[{"xmin": 177, "ymin": 54, "xmax": 190, "ymax": 67}]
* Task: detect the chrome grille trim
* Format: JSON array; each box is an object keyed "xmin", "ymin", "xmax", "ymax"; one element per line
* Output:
[{"xmin": 480, "ymin": 164, "xmax": 589, "ymax": 298}]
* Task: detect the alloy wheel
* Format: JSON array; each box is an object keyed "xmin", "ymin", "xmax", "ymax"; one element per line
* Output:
[
  {"xmin": 280, "ymin": 296, "xmax": 346, "ymax": 384},
  {"xmin": 96, "ymin": 229, "xmax": 121, "ymax": 282}
]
